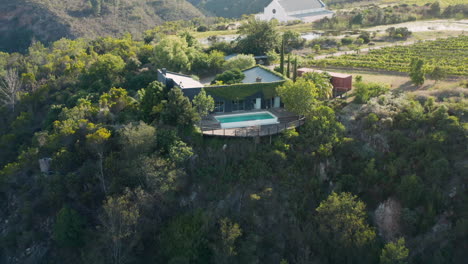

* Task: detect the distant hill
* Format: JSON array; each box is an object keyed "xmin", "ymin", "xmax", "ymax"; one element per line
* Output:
[
  {"xmin": 0, "ymin": 0, "xmax": 204, "ymax": 52},
  {"xmin": 188, "ymin": 0, "xmax": 271, "ymax": 18}
]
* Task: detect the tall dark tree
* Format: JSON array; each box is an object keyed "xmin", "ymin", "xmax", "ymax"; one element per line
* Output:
[
  {"xmin": 162, "ymin": 87, "xmax": 198, "ymax": 128},
  {"xmin": 280, "ymin": 36, "xmax": 285, "ymax": 75},
  {"xmin": 140, "ymin": 81, "xmax": 164, "ymax": 123},
  {"xmin": 293, "ymin": 57, "xmax": 298, "ymax": 82},
  {"xmin": 53, "ymin": 206, "xmax": 85, "ymax": 248}
]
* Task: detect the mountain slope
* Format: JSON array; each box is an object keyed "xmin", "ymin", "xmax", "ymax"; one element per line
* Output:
[
  {"xmin": 188, "ymin": 0, "xmax": 271, "ymax": 18},
  {"xmin": 0, "ymin": 0, "xmax": 204, "ymax": 52}
]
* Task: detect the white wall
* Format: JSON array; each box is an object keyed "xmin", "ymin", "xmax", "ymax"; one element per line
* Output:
[{"xmin": 262, "ymin": 0, "xmax": 291, "ymax": 22}]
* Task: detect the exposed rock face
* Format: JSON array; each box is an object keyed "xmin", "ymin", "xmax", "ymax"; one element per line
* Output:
[
  {"xmin": 374, "ymin": 197, "xmax": 402, "ymax": 241},
  {"xmin": 38, "ymin": 158, "xmax": 52, "ymax": 174}
]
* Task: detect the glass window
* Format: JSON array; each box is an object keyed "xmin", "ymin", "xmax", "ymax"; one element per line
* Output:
[
  {"xmin": 232, "ymin": 100, "xmax": 245, "ymax": 111},
  {"xmin": 214, "ymin": 101, "xmax": 224, "ymax": 113}
]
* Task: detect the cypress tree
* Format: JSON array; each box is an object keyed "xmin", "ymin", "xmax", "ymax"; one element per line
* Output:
[
  {"xmin": 286, "ymin": 54, "xmax": 291, "ymax": 78},
  {"xmin": 279, "ymin": 36, "xmax": 285, "ymax": 75},
  {"xmin": 293, "ymin": 57, "xmax": 298, "ymax": 82}
]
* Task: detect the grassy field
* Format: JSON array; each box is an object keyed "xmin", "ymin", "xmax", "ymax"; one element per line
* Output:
[
  {"xmin": 319, "ymin": 67, "xmax": 462, "ymax": 91},
  {"xmin": 381, "ymin": 0, "xmax": 467, "ymax": 6}
]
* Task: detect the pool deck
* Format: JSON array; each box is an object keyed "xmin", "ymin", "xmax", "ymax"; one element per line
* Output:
[{"xmin": 201, "ymin": 108, "xmax": 304, "ymax": 137}]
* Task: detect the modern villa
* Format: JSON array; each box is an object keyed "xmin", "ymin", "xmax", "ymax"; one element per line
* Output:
[
  {"xmin": 157, "ymin": 66, "xmax": 303, "ymax": 136},
  {"xmin": 158, "ymin": 66, "xmax": 285, "ymax": 113}
]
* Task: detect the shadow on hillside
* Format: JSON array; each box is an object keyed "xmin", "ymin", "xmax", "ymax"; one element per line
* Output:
[{"xmin": 67, "ymin": 9, "xmax": 93, "ymax": 18}]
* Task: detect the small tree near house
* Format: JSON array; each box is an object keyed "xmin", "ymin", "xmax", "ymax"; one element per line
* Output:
[{"xmin": 193, "ymin": 88, "xmax": 214, "ymax": 121}]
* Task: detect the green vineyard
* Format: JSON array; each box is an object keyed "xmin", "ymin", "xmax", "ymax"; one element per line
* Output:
[{"xmin": 321, "ymin": 36, "xmax": 468, "ymax": 76}]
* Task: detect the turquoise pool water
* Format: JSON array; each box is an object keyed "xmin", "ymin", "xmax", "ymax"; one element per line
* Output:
[{"xmin": 216, "ymin": 113, "xmax": 275, "ymax": 123}]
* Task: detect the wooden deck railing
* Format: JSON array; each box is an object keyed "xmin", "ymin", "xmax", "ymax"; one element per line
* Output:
[{"xmin": 202, "ymin": 117, "xmax": 305, "ymax": 137}]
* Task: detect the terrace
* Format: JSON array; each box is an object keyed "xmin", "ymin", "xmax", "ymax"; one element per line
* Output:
[{"xmin": 201, "ymin": 108, "xmax": 304, "ymax": 137}]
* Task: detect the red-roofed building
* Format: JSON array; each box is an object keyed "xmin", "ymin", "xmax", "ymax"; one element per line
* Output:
[{"xmin": 297, "ymin": 68, "xmax": 352, "ymax": 96}]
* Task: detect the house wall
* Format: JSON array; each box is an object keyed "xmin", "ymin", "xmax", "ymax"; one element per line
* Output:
[
  {"xmin": 183, "ymin": 88, "xmax": 269, "ymax": 113},
  {"xmin": 331, "ymin": 76, "xmax": 352, "ymax": 91},
  {"xmin": 181, "ymin": 87, "xmax": 282, "ymax": 113},
  {"xmin": 262, "ymin": 0, "xmax": 291, "ymax": 22}
]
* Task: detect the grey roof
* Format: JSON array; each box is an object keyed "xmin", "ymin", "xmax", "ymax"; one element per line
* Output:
[
  {"xmin": 291, "ymin": 9, "xmax": 334, "ymax": 19},
  {"xmin": 166, "ymin": 72, "xmax": 204, "ymax": 89},
  {"xmin": 278, "ymin": 0, "xmax": 325, "ymax": 13},
  {"xmin": 241, "ymin": 66, "xmax": 284, "ymax": 84}
]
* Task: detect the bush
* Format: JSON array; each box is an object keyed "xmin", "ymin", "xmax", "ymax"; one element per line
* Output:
[
  {"xmin": 353, "ymin": 82, "xmax": 390, "ymax": 104},
  {"xmin": 341, "ymin": 37, "xmax": 353, "ymax": 45},
  {"xmin": 212, "ymin": 69, "xmax": 245, "ymax": 85}
]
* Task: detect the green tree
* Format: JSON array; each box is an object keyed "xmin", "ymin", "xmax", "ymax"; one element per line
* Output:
[
  {"xmin": 313, "ymin": 44, "xmax": 321, "ymax": 54},
  {"xmin": 160, "ymin": 211, "xmax": 210, "ymax": 263},
  {"xmin": 213, "ymin": 69, "xmax": 245, "ymax": 85},
  {"xmin": 280, "ymin": 36, "xmax": 285, "ymax": 75},
  {"xmin": 152, "ymin": 36, "xmax": 194, "ymax": 72},
  {"xmin": 169, "ymin": 140, "xmax": 194, "ymax": 164},
  {"xmin": 140, "ymin": 81, "xmax": 164, "ymax": 122},
  {"xmin": 353, "ymin": 82, "xmax": 389, "ymax": 104},
  {"xmin": 397, "ymin": 174, "xmax": 423, "ymax": 208},
  {"xmin": 428, "ymin": 66, "xmax": 447, "ymax": 83},
  {"xmin": 301, "ymin": 105, "xmax": 344, "ymax": 156},
  {"xmin": 428, "ymin": 2, "xmax": 441, "ymax": 17},
  {"xmin": 409, "ymin": 58, "xmax": 425, "ymax": 86},
  {"xmin": 292, "ymin": 57, "xmax": 298, "ymax": 82},
  {"xmin": 223, "ymin": 54, "xmax": 255, "ymax": 71},
  {"xmin": 214, "ymin": 218, "xmax": 242, "ymax": 263},
  {"xmin": 316, "ymin": 192, "xmax": 376, "ymax": 261},
  {"xmin": 162, "ymin": 88, "xmax": 198, "ymax": 128},
  {"xmin": 276, "ymin": 79, "xmax": 318, "ymax": 115},
  {"xmin": 237, "ymin": 18, "xmax": 280, "ymax": 55},
  {"xmin": 86, "ymin": 54, "xmax": 125, "ymax": 91},
  {"xmin": 86, "ymin": 127, "xmax": 112, "ymax": 193},
  {"xmin": 53, "ymin": 206, "xmax": 85, "ymax": 248},
  {"xmin": 283, "ymin": 30, "xmax": 306, "ymax": 52},
  {"xmin": 100, "ymin": 189, "xmax": 141, "ymax": 264},
  {"xmin": 193, "ymin": 88, "xmax": 214, "ymax": 121},
  {"xmin": 380, "ymin": 238, "xmax": 409, "ymax": 264},
  {"xmin": 302, "ymin": 72, "xmax": 333, "ymax": 99},
  {"xmin": 118, "ymin": 121, "xmax": 156, "ymax": 157}
]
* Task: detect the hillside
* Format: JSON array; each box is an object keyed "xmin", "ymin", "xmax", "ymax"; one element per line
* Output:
[{"xmin": 0, "ymin": 0, "xmax": 204, "ymax": 52}]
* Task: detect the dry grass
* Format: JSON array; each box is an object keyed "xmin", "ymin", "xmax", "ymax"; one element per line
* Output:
[{"xmin": 319, "ymin": 67, "xmax": 465, "ymax": 93}]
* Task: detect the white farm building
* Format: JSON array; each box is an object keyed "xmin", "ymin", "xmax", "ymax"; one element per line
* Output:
[{"xmin": 256, "ymin": 0, "xmax": 334, "ymax": 23}]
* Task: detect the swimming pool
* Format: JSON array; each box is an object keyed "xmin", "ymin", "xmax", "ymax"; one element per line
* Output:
[{"xmin": 215, "ymin": 112, "xmax": 279, "ymax": 128}]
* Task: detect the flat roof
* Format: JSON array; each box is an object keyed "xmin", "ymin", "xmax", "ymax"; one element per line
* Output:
[
  {"xmin": 166, "ymin": 72, "xmax": 204, "ymax": 89},
  {"xmin": 242, "ymin": 66, "xmax": 284, "ymax": 83},
  {"xmin": 297, "ymin": 68, "xmax": 352, "ymax": 78}
]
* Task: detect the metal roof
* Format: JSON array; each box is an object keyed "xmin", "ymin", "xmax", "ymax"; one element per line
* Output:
[
  {"xmin": 297, "ymin": 68, "xmax": 352, "ymax": 79},
  {"xmin": 278, "ymin": 0, "xmax": 325, "ymax": 13},
  {"xmin": 241, "ymin": 66, "xmax": 284, "ymax": 84},
  {"xmin": 166, "ymin": 72, "xmax": 204, "ymax": 89}
]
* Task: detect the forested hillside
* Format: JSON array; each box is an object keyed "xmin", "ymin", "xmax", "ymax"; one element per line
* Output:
[
  {"xmin": 0, "ymin": 0, "xmax": 204, "ymax": 53},
  {"xmin": 0, "ymin": 16, "xmax": 467, "ymax": 263}
]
